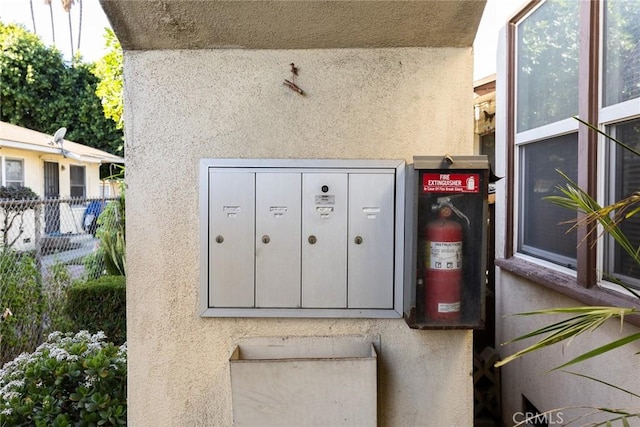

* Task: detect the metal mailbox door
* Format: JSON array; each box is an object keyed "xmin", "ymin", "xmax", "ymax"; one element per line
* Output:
[
  {"xmin": 255, "ymin": 173, "xmax": 302, "ymax": 308},
  {"xmin": 348, "ymin": 173, "xmax": 395, "ymax": 308},
  {"xmin": 209, "ymin": 171, "xmax": 255, "ymax": 307},
  {"xmin": 301, "ymin": 173, "xmax": 348, "ymax": 308}
]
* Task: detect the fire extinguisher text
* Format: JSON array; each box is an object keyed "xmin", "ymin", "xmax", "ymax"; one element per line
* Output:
[{"xmin": 426, "ymin": 241, "xmax": 462, "ymax": 270}]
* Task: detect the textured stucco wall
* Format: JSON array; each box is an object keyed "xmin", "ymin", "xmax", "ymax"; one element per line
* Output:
[{"xmin": 125, "ymin": 48, "xmax": 475, "ymax": 426}]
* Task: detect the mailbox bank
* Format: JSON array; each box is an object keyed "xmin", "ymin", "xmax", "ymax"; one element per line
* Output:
[{"xmin": 199, "ymin": 158, "xmax": 406, "ymax": 318}]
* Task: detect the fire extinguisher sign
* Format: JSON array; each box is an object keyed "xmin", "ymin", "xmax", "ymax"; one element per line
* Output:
[{"xmin": 422, "ymin": 173, "xmax": 480, "ymax": 193}]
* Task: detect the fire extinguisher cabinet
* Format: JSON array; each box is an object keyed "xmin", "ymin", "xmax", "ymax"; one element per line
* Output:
[{"xmin": 404, "ymin": 155, "xmax": 489, "ymax": 329}]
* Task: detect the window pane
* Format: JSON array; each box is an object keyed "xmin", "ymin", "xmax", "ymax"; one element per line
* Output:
[
  {"xmin": 516, "ymin": 0, "xmax": 579, "ymax": 132},
  {"xmin": 603, "ymin": 0, "xmax": 640, "ymax": 107},
  {"xmin": 608, "ymin": 119, "xmax": 640, "ymax": 283},
  {"xmin": 5, "ymin": 159, "xmax": 24, "ymax": 186},
  {"xmin": 519, "ymin": 134, "xmax": 578, "ymax": 265},
  {"xmin": 70, "ymin": 165, "xmax": 85, "ymax": 198},
  {"xmin": 70, "ymin": 165, "xmax": 85, "ymax": 185}
]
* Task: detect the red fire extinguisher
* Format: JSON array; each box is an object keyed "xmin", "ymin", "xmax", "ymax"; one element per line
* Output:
[{"xmin": 424, "ymin": 198, "xmax": 469, "ymax": 321}]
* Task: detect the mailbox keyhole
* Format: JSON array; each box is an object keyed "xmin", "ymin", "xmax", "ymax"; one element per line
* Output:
[
  {"xmin": 354, "ymin": 236, "xmax": 363, "ymax": 245},
  {"xmin": 215, "ymin": 235, "xmax": 224, "ymax": 244},
  {"xmin": 262, "ymin": 235, "xmax": 271, "ymax": 244},
  {"xmin": 321, "ymin": 185, "xmax": 329, "ymax": 193},
  {"xmin": 308, "ymin": 235, "xmax": 317, "ymax": 244}
]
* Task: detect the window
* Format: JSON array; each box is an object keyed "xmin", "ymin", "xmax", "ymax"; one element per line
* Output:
[
  {"xmin": 4, "ymin": 158, "xmax": 24, "ymax": 188},
  {"xmin": 70, "ymin": 165, "xmax": 86, "ymax": 198},
  {"xmin": 519, "ymin": 134, "xmax": 578, "ymax": 266},
  {"xmin": 605, "ymin": 119, "xmax": 640, "ymax": 285},
  {"xmin": 506, "ymin": 0, "xmax": 640, "ymax": 289},
  {"xmin": 516, "ymin": 0, "xmax": 579, "ymax": 132},
  {"xmin": 512, "ymin": 0, "xmax": 580, "ymax": 268},
  {"xmin": 603, "ymin": 0, "xmax": 640, "ymax": 107}
]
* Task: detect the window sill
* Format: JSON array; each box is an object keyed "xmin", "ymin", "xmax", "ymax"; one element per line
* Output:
[{"xmin": 496, "ymin": 257, "xmax": 640, "ymax": 327}]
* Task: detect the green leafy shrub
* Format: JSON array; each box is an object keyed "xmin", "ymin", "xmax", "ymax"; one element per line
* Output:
[
  {"xmin": 96, "ymin": 186, "xmax": 125, "ymax": 277},
  {"xmin": 0, "ymin": 250, "xmax": 43, "ymax": 366},
  {"xmin": 0, "ymin": 331, "xmax": 127, "ymax": 426},
  {"xmin": 66, "ymin": 276, "xmax": 126, "ymax": 345}
]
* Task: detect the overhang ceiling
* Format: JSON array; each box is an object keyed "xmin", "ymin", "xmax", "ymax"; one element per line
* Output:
[{"xmin": 99, "ymin": 0, "xmax": 486, "ymax": 50}]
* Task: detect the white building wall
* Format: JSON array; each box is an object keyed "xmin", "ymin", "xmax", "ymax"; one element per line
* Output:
[
  {"xmin": 125, "ymin": 47, "xmax": 476, "ymax": 426},
  {"xmin": 1, "ymin": 146, "xmax": 103, "ymax": 199}
]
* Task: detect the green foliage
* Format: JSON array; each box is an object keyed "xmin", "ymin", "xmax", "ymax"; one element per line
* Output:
[
  {"xmin": 93, "ymin": 28, "xmax": 124, "ymax": 131},
  {"xmin": 0, "ymin": 186, "xmax": 38, "ymax": 249},
  {"xmin": 96, "ymin": 187, "xmax": 125, "ymax": 276},
  {"xmin": 0, "ymin": 22, "xmax": 123, "ymax": 155},
  {"xmin": 0, "ymin": 331, "xmax": 127, "ymax": 426},
  {"xmin": 0, "ymin": 250, "xmax": 43, "ymax": 366},
  {"xmin": 0, "ymin": 187, "xmax": 38, "ymax": 201},
  {"xmin": 66, "ymin": 276, "xmax": 126, "ymax": 345}
]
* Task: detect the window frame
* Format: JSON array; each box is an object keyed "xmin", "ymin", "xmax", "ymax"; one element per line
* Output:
[
  {"xmin": 2, "ymin": 157, "xmax": 25, "ymax": 188},
  {"xmin": 69, "ymin": 165, "xmax": 86, "ymax": 199},
  {"xmin": 503, "ymin": 0, "xmax": 640, "ymax": 308},
  {"xmin": 505, "ymin": 0, "xmax": 601, "ymax": 288}
]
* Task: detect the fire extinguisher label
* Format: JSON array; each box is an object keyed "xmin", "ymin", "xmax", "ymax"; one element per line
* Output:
[
  {"xmin": 427, "ymin": 241, "xmax": 462, "ymax": 270},
  {"xmin": 438, "ymin": 301, "xmax": 461, "ymax": 313},
  {"xmin": 422, "ymin": 173, "xmax": 480, "ymax": 193}
]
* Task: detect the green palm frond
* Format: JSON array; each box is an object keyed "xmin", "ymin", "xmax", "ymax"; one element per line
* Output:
[
  {"xmin": 495, "ymin": 306, "xmax": 638, "ymax": 368},
  {"xmin": 544, "ymin": 171, "xmax": 639, "ymax": 266}
]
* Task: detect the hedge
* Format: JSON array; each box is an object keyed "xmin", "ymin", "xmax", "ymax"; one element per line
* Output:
[{"xmin": 66, "ymin": 275, "xmax": 126, "ymax": 345}]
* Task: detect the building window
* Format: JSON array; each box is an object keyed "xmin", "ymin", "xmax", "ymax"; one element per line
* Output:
[
  {"xmin": 70, "ymin": 165, "xmax": 86, "ymax": 199},
  {"xmin": 4, "ymin": 158, "xmax": 24, "ymax": 188},
  {"xmin": 603, "ymin": 0, "xmax": 640, "ymax": 107},
  {"xmin": 506, "ymin": 0, "xmax": 640, "ymax": 289},
  {"xmin": 519, "ymin": 134, "xmax": 578, "ymax": 266},
  {"xmin": 513, "ymin": 0, "xmax": 580, "ymax": 269},
  {"xmin": 516, "ymin": 0, "xmax": 579, "ymax": 132}
]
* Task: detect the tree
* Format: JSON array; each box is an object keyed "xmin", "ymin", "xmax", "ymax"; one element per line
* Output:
[
  {"xmin": 93, "ymin": 28, "xmax": 124, "ymax": 130},
  {"xmin": 0, "ymin": 22, "xmax": 123, "ymax": 155}
]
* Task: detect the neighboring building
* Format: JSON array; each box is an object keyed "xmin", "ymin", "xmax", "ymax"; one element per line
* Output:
[
  {"xmin": 100, "ymin": 0, "xmax": 486, "ymax": 425},
  {"xmin": 496, "ymin": 0, "xmax": 640, "ymax": 424},
  {"xmin": 474, "ymin": 74, "xmax": 496, "ymax": 169},
  {"xmin": 0, "ymin": 121, "xmax": 124, "ymax": 247},
  {"xmin": 0, "ymin": 121, "xmax": 124, "ymax": 199}
]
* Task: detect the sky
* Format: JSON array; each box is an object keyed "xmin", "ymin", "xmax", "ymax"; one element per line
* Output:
[
  {"xmin": 0, "ymin": 0, "xmax": 112, "ymax": 63},
  {"xmin": 0, "ymin": 0, "xmax": 526, "ymax": 78}
]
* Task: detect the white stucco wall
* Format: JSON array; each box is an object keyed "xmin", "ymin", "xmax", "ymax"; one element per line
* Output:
[{"xmin": 125, "ymin": 47, "xmax": 475, "ymax": 426}]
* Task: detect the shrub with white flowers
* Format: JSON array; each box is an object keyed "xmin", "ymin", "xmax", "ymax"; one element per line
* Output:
[{"xmin": 0, "ymin": 331, "xmax": 126, "ymax": 426}]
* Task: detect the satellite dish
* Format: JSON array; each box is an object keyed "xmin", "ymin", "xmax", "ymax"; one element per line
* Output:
[
  {"xmin": 50, "ymin": 127, "xmax": 82, "ymax": 161},
  {"xmin": 52, "ymin": 127, "xmax": 67, "ymax": 144}
]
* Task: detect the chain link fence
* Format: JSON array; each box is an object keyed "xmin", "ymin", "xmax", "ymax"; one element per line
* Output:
[{"xmin": 1, "ymin": 196, "xmax": 121, "ymax": 365}]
